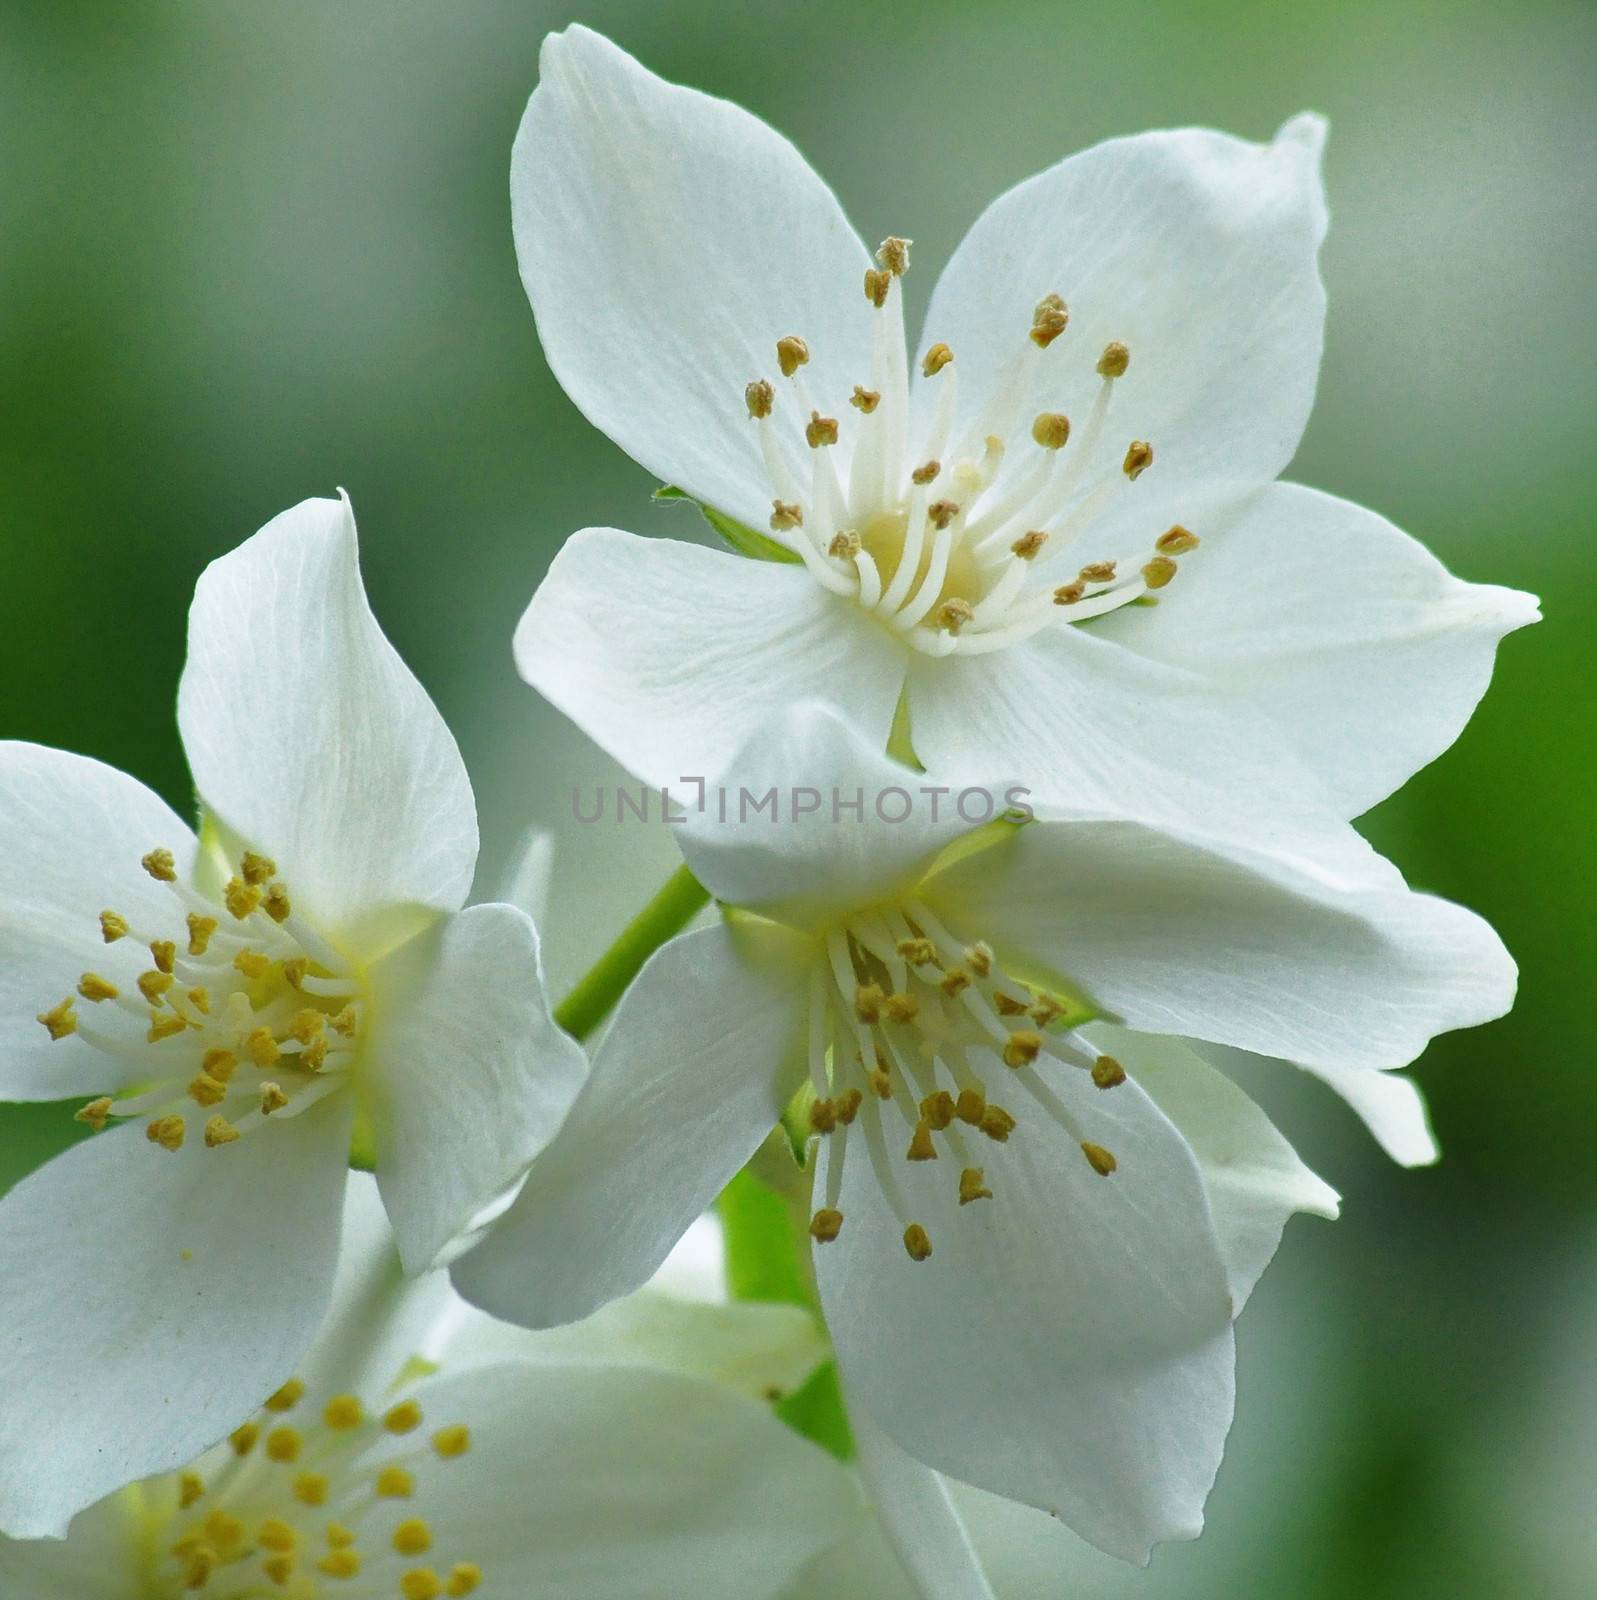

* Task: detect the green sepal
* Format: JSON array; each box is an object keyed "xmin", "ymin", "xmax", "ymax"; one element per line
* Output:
[{"xmin": 654, "ymin": 485, "xmax": 803, "ymax": 565}]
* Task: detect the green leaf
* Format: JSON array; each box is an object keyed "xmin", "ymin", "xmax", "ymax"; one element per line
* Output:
[{"xmin": 654, "ymin": 485, "xmax": 803, "ymax": 565}]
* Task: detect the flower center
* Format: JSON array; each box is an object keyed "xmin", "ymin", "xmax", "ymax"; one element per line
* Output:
[
  {"xmin": 37, "ymin": 847, "xmax": 364, "ymax": 1154},
  {"xmin": 743, "ymin": 237, "xmax": 1199, "ymax": 657},
  {"xmin": 804, "ymin": 899, "xmax": 1127, "ymax": 1262},
  {"xmin": 132, "ymin": 1377, "xmax": 480, "ymax": 1598}
]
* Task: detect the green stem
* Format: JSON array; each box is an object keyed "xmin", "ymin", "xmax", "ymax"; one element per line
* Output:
[{"xmin": 552, "ymin": 862, "xmax": 711, "ymax": 1042}]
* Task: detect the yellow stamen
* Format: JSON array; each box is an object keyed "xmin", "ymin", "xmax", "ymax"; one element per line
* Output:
[
  {"xmin": 955, "ymin": 1087, "xmax": 986, "ymax": 1125},
  {"xmin": 807, "ymin": 1097, "xmax": 837, "ymax": 1135},
  {"xmin": 920, "ymin": 1091, "xmax": 956, "ymax": 1131},
  {"xmin": 1123, "ymin": 440, "xmax": 1154, "ymax": 480},
  {"xmin": 863, "ymin": 266, "xmax": 890, "ymax": 307},
  {"xmin": 148, "ymin": 1012, "xmax": 189, "ymax": 1044},
  {"xmin": 186, "ymin": 913, "xmax": 218, "ymax": 955},
  {"xmin": 433, "ymin": 1424, "xmax": 471, "ymax": 1459},
  {"xmin": 294, "ymin": 1472, "xmax": 329, "ymax": 1506},
  {"xmin": 178, "ymin": 1471, "xmax": 205, "ymax": 1509},
  {"xmin": 149, "ymin": 938, "xmax": 176, "ymax": 975},
  {"xmin": 854, "ymin": 983, "xmax": 884, "ymax": 1024},
  {"xmin": 99, "ymin": 910, "xmax": 129, "ymax": 943},
  {"xmin": 263, "ymin": 884, "xmax": 292, "ymax": 924},
  {"xmin": 230, "ymin": 1422, "xmax": 260, "ymax": 1456},
  {"xmin": 850, "ymin": 385, "xmax": 880, "ymax": 413},
  {"xmin": 921, "ymin": 342, "xmax": 953, "ymax": 377},
  {"xmin": 883, "ymin": 991, "xmax": 918, "ymax": 1024},
  {"xmin": 187, "ymin": 1073, "xmax": 228, "ymax": 1108},
  {"xmin": 224, "ymin": 878, "xmax": 261, "ymax": 920},
  {"xmin": 1092, "ymin": 1055, "xmax": 1127, "ymax": 1089},
  {"xmin": 770, "ymin": 500, "xmax": 804, "ymax": 532},
  {"xmin": 75, "ymin": 1097, "xmax": 113, "ymax": 1131},
  {"xmin": 775, "ymin": 335, "xmax": 809, "ymax": 377},
  {"xmin": 910, "ymin": 459, "xmax": 940, "ymax": 485},
  {"xmin": 906, "ymin": 1121, "xmax": 937, "ymax": 1161},
  {"xmin": 745, "ymin": 378, "xmax": 774, "ymax": 419},
  {"xmin": 264, "ymin": 1378, "xmax": 305, "ymax": 1413},
  {"xmin": 1097, "ymin": 341, "xmax": 1130, "ymax": 378},
  {"xmin": 446, "ymin": 1565, "xmax": 483, "ymax": 1597},
  {"xmin": 326, "ymin": 1523, "xmax": 358, "ymax": 1549},
  {"xmin": 377, "ymin": 1466, "xmax": 415, "ymax": 1499},
  {"xmin": 37, "ymin": 997, "xmax": 78, "ymax": 1040},
  {"xmin": 324, "ymin": 1395, "xmax": 364, "ymax": 1430},
  {"xmin": 1030, "ymin": 293, "xmax": 1069, "ymax": 348},
  {"xmin": 402, "ymin": 1571, "xmax": 443, "ymax": 1600},
  {"xmin": 202, "ymin": 1047, "xmax": 238, "ymax": 1081},
  {"xmin": 264, "ymin": 1426, "xmax": 301, "ymax": 1463},
  {"xmin": 809, "ymin": 1208, "xmax": 844, "ymax": 1243},
  {"xmin": 205, "ymin": 1115, "xmax": 240, "ymax": 1148},
  {"xmin": 1081, "ymin": 1141, "xmax": 1118, "ymax": 1176},
  {"xmin": 959, "ymin": 1167, "xmax": 993, "ymax": 1205},
  {"xmin": 936, "ymin": 598, "xmax": 974, "ymax": 635},
  {"xmin": 259, "ymin": 1518, "xmax": 298, "ymax": 1553},
  {"xmin": 146, "ymin": 1114, "xmax": 185, "ymax": 1152},
  {"xmin": 1142, "ymin": 555, "xmax": 1178, "ymax": 589},
  {"xmin": 877, "ymin": 235, "xmax": 911, "ymax": 275},
  {"xmin": 319, "ymin": 1549, "xmax": 362, "ymax": 1579},
  {"xmin": 141, "ymin": 848, "xmax": 177, "ymax": 882},
  {"xmin": 137, "ymin": 970, "xmax": 173, "ymax": 1005},
  {"xmin": 1010, "ymin": 530, "xmax": 1047, "ymax": 560},
  {"xmin": 393, "ymin": 1519, "xmax": 433, "ymax": 1557},
  {"xmin": 187, "ymin": 987, "xmax": 211, "ymax": 1014},
  {"xmin": 979, "ymin": 1105, "xmax": 1016, "ymax": 1143},
  {"xmin": 384, "ymin": 1400, "xmax": 424, "ymax": 1435},
  {"xmin": 1079, "ymin": 560, "xmax": 1117, "ymax": 582},
  {"xmin": 1031, "ymin": 411, "xmax": 1070, "ymax": 449},
  {"xmin": 77, "ymin": 972, "xmax": 118, "ymax": 1002},
  {"xmin": 234, "ymin": 949, "xmax": 271, "ymax": 980},
  {"xmin": 903, "ymin": 1224, "xmax": 933, "ymax": 1262},
  {"xmin": 1157, "ymin": 524, "xmax": 1200, "ymax": 555},
  {"xmin": 247, "ymin": 1028, "xmax": 281, "ymax": 1069},
  {"xmin": 259, "ymin": 1083, "xmax": 289, "ymax": 1116},
  {"xmin": 1002, "ymin": 1030, "xmax": 1042, "ymax": 1068},
  {"xmin": 240, "ymin": 851, "xmax": 276, "ymax": 886}
]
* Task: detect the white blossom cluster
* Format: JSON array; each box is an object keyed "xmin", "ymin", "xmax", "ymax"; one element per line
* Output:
[{"xmin": 0, "ymin": 26, "xmax": 1536, "ymax": 1600}]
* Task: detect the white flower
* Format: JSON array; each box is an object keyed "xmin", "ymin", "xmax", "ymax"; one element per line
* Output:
[
  {"xmin": 509, "ymin": 26, "xmax": 1537, "ymax": 848},
  {"xmin": 452, "ymin": 705, "xmax": 1515, "ymax": 1562},
  {"xmin": 0, "ymin": 1177, "xmax": 857, "ymax": 1600},
  {"xmin": 0, "ymin": 495, "xmax": 586, "ymax": 1538}
]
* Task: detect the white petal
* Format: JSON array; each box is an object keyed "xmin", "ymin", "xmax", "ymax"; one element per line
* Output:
[
  {"xmin": 0, "ymin": 744, "xmax": 199, "ymax": 1099},
  {"xmin": 925, "ymin": 816, "xmax": 1516, "ymax": 1070},
  {"xmin": 0, "ymin": 1493, "xmax": 141, "ymax": 1599},
  {"xmin": 1091, "ymin": 483, "xmax": 1541, "ymax": 816},
  {"xmin": 849, "ymin": 1400, "xmax": 997, "ymax": 1600},
  {"xmin": 365, "ymin": 902, "xmax": 587, "ymax": 1273},
  {"xmin": 178, "ymin": 494, "xmax": 477, "ymax": 944},
  {"xmin": 515, "ymin": 27, "xmax": 874, "ymax": 533},
  {"xmin": 515, "ymin": 528, "xmax": 907, "ymax": 791},
  {"xmin": 1293, "ymin": 1060, "xmax": 1440, "ymax": 1167},
  {"xmin": 816, "ymin": 1062, "xmax": 1235, "ymax": 1562},
  {"xmin": 402, "ymin": 1361, "xmax": 859, "ymax": 1600},
  {"xmin": 451, "ymin": 921, "xmax": 810, "ymax": 1328},
  {"xmin": 0, "ymin": 1096, "xmax": 351, "ymax": 1537},
  {"xmin": 1094, "ymin": 1027, "xmax": 1339, "ymax": 1309},
  {"xmin": 915, "ymin": 116, "xmax": 1328, "ymax": 503},
  {"xmin": 908, "ymin": 613, "xmax": 1380, "ymax": 870},
  {"xmin": 676, "ymin": 702, "xmax": 973, "ymax": 932}
]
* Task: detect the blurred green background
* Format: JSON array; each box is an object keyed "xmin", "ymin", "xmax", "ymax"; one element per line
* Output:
[{"xmin": 1, "ymin": 1, "xmax": 1592, "ymax": 1593}]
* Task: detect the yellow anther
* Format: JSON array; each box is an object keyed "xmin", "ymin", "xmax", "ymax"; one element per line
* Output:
[
  {"xmin": 324, "ymin": 1395, "xmax": 364, "ymax": 1430},
  {"xmin": 1031, "ymin": 411, "xmax": 1071, "ymax": 449},
  {"xmin": 1053, "ymin": 581, "xmax": 1085, "ymax": 606},
  {"xmin": 377, "ymin": 1465, "xmax": 415, "ymax": 1499},
  {"xmin": 202, "ymin": 1047, "xmax": 238, "ymax": 1082},
  {"xmin": 326, "ymin": 1523, "xmax": 358, "ymax": 1548},
  {"xmin": 1092, "ymin": 1054, "xmax": 1127, "ymax": 1089},
  {"xmin": 77, "ymin": 972, "xmax": 119, "ymax": 1003},
  {"xmin": 289, "ymin": 1010, "xmax": 325, "ymax": 1045},
  {"xmin": 936, "ymin": 598, "xmax": 974, "ymax": 635},
  {"xmin": 1142, "ymin": 555, "xmax": 1178, "ymax": 589},
  {"xmin": 148, "ymin": 1012, "xmax": 189, "ymax": 1044},
  {"xmin": 895, "ymin": 937, "xmax": 937, "ymax": 966},
  {"xmin": 224, "ymin": 878, "xmax": 262, "ymax": 920},
  {"xmin": 835, "ymin": 1087, "xmax": 863, "ymax": 1125},
  {"xmin": 1097, "ymin": 340, "xmax": 1130, "ymax": 378},
  {"xmin": 263, "ymin": 884, "xmax": 292, "ymax": 924},
  {"xmin": 1029, "ymin": 993, "xmax": 1064, "ymax": 1025},
  {"xmin": 186, "ymin": 913, "xmax": 218, "ymax": 955},
  {"xmin": 149, "ymin": 938, "xmax": 176, "ymax": 975},
  {"xmin": 181, "ymin": 1546, "xmax": 216, "ymax": 1588},
  {"xmin": 1030, "ymin": 293, "xmax": 1069, "ymax": 347},
  {"xmin": 187, "ymin": 987, "xmax": 211, "ymax": 1014},
  {"xmin": 927, "ymin": 499, "xmax": 960, "ymax": 530},
  {"xmin": 294, "ymin": 1472, "xmax": 328, "ymax": 1506},
  {"xmin": 393, "ymin": 1519, "xmax": 433, "ymax": 1557},
  {"xmin": 385, "ymin": 1399, "xmax": 424, "ymax": 1435},
  {"xmin": 745, "ymin": 378, "xmax": 774, "ymax": 419},
  {"xmin": 910, "ymin": 459, "xmax": 940, "ymax": 485},
  {"xmin": 147, "ymin": 1114, "xmax": 186, "ymax": 1152},
  {"xmin": 850, "ymin": 385, "xmax": 881, "ymax": 413},
  {"xmin": 402, "ymin": 1571, "xmax": 444, "ymax": 1600},
  {"xmin": 1079, "ymin": 560, "xmax": 1117, "ymax": 584},
  {"xmin": 240, "ymin": 852, "xmax": 277, "ymax": 886},
  {"xmin": 922, "ymin": 342, "xmax": 954, "ymax": 377},
  {"xmin": 265, "ymin": 1378, "xmax": 305, "ymax": 1413},
  {"xmin": 920, "ymin": 1091, "xmax": 956, "ymax": 1131},
  {"xmin": 248, "ymin": 1028, "xmax": 281, "ymax": 1069},
  {"xmin": 807, "ymin": 1097, "xmax": 838, "ymax": 1135},
  {"xmin": 1002, "ymin": 1030, "xmax": 1043, "ymax": 1069},
  {"xmin": 1010, "ymin": 530, "xmax": 1047, "ymax": 560},
  {"xmin": 810, "ymin": 1208, "xmax": 844, "ymax": 1243},
  {"xmin": 178, "ymin": 1471, "xmax": 205, "ymax": 1508},
  {"xmin": 100, "ymin": 910, "xmax": 130, "ymax": 943},
  {"xmin": 955, "ymin": 1087, "xmax": 987, "ymax": 1125},
  {"xmin": 877, "ymin": 235, "xmax": 911, "ymax": 275},
  {"xmin": 805, "ymin": 411, "xmax": 838, "ymax": 449},
  {"xmin": 775, "ymin": 335, "xmax": 809, "ymax": 377},
  {"xmin": 906, "ymin": 1120, "xmax": 938, "ymax": 1162},
  {"xmin": 329, "ymin": 1005, "xmax": 358, "ymax": 1037},
  {"xmin": 302, "ymin": 1035, "xmax": 330, "ymax": 1071},
  {"xmin": 433, "ymin": 1424, "xmax": 471, "ymax": 1459},
  {"xmin": 264, "ymin": 1426, "xmax": 302, "ymax": 1463},
  {"xmin": 282, "ymin": 957, "xmax": 310, "ymax": 989},
  {"xmin": 1122, "ymin": 440, "xmax": 1154, "ymax": 480},
  {"xmin": 137, "ymin": 969, "xmax": 174, "ymax": 1004},
  {"xmin": 259, "ymin": 1082, "xmax": 289, "ymax": 1116},
  {"xmin": 259, "ymin": 1518, "xmax": 298, "ymax": 1552},
  {"xmin": 939, "ymin": 968, "xmax": 970, "ymax": 998},
  {"xmin": 863, "ymin": 266, "xmax": 891, "ymax": 307},
  {"xmin": 854, "ymin": 983, "xmax": 884, "ymax": 1024},
  {"xmin": 979, "ymin": 1105, "xmax": 1017, "ymax": 1143},
  {"xmin": 827, "ymin": 531, "xmax": 861, "ymax": 560},
  {"xmin": 205, "ymin": 1114, "xmax": 241, "ymax": 1148},
  {"xmin": 770, "ymin": 500, "xmax": 804, "ymax": 532},
  {"xmin": 959, "ymin": 1167, "xmax": 994, "ymax": 1205},
  {"xmin": 230, "ymin": 1421, "xmax": 260, "ymax": 1456},
  {"xmin": 142, "ymin": 848, "xmax": 177, "ymax": 882},
  {"xmin": 903, "ymin": 1223, "xmax": 933, "ymax": 1262},
  {"xmin": 1157, "ymin": 524, "xmax": 1200, "ymax": 555},
  {"xmin": 234, "ymin": 949, "xmax": 272, "ymax": 980},
  {"xmin": 884, "ymin": 991, "xmax": 919, "ymax": 1024},
  {"xmin": 187, "ymin": 1073, "xmax": 228, "ymax": 1108},
  {"xmin": 36, "ymin": 997, "xmax": 78, "ymax": 1040},
  {"xmin": 206, "ymin": 1510, "xmax": 246, "ymax": 1553},
  {"xmin": 319, "ymin": 1548, "xmax": 362, "ymax": 1579},
  {"xmin": 446, "ymin": 1565, "xmax": 483, "ymax": 1597},
  {"xmin": 993, "ymin": 991, "xmax": 1029, "ymax": 1017},
  {"xmin": 1082, "ymin": 1141, "xmax": 1118, "ymax": 1176},
  {"xmin": 261, "ymin": 1553, "xmax": 295, "ymax": 1585},
  {"xmin": 74, "ymin": 1096, "xmax": 113, "ymax": 1131},
  {"xmin": 964, "ymin": 942, "xmax": 993, "ymax": 976},
  {"xmin": 868, "ymin": 1067, "xmax": 893, "ymax": 1100}
]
